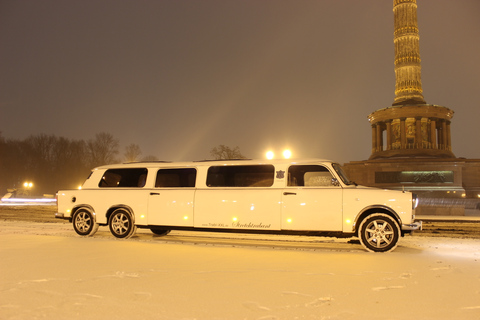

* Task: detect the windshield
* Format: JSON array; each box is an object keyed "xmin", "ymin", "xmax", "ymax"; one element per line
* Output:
[{"xmin": 332, "ymin": 163, "xmax": 354, "ymax": 185}]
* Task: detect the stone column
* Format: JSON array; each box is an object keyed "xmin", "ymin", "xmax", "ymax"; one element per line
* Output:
[
  {"xmin": 386, "ymin": 121, "xmax": 392, "ymax": 150},
  {"xmin": 400, "ymin": 118, "xmax": 406, "ymax": 149},
  {"xmin": 415, "ymin": 117, "xmax": 422, "ymax": 148},
  {"xmin": 371, "ymin": 125, "xmax": 377, "ymax": 154},
  {"xmin": 446, "ymin": 121, "xmax": 452, "ymax": 151},
  {"xmin": 430, "ymin": 119, "xmax": 437, "ymax": 149},
  {"xmin": 437, "ymin": 121, "xmax": 443, "ymax": 149},
  {"xmin": 392, "ymin": 0, "xmax": 426, "ymax": 106},
  {"xmin": 376, "ymin": 123, "xmax": 383, "ymax": 152},
  {"xmin": 442, "ymin": 120, "xmax": 448, "ymax": 150}
]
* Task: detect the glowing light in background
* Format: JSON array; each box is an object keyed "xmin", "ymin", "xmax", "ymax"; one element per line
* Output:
[
  {"xmin": 0, "ymin": 198, "xmax": 56, "ymax": 205},
  {"xmin": 266, "ymin": 149, "xmax": 293, "ymax": 159}
]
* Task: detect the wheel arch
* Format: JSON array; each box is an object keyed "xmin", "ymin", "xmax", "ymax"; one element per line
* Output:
[
  {"xmin": 106, "ymin": 205, "xmax": 136, "ymax": 225},
  {"xmin": 71, "ymin": 205, "xmax": 96, "ymax": 223},
  {"xmin": 353, "ymin": 205, "xmax": 401, "ymax": 236}
]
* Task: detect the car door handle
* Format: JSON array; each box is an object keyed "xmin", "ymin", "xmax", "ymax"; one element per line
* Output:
[
  {"xmin": 150, "ymin": 192, "xmax": 160, "ymax": 195},
  {"xmin": 283, "ymin": 192, "xmax": 297, "ymax": 196}
]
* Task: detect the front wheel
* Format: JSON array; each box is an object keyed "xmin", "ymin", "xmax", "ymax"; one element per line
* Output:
[
  {"xmin": 109, "ymin": 208, "xmax": 136, "ymax": 239},
  {"xmin": 358, "ymin": 213, "xmax": 400, "ymax": 253},
  {"xmin": 73, "ymin": 208, "xmax": 99, "ymax": 236}
]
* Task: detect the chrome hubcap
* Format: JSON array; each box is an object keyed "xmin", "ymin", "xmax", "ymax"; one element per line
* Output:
[
  {"xmin": 112, "ymin": 213, "xmax": 130, "ymax": 235},
  {"xmin": 365, "ymin": 220, "xmax": 394, "ymax": 249},
  {"xmin": 75, "ymin": 212, "xmax": 91, "ymax": 232}
]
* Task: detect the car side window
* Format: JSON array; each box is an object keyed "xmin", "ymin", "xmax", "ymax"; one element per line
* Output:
[
  {"xmin": 288, "ymin": 165, "xmax": 334, "ymax": 187},
  {"xmin": 207, "ymin": 165, "xmax": 274, "ymax": 187},
  {"xmin": 155, "ymin": 168, "xmax": 197, "ymax": 188},
  {"xmin": 99, "ymin": 168, "xmax": 148, "ymax": 188}
]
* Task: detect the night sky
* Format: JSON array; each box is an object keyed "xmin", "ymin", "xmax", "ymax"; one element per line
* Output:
[{"xmin": 1, "ymin": 0, "xmax": 479, "ymax": 163}]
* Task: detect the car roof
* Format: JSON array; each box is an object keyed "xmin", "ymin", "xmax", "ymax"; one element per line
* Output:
[{"xmin": 93, "ymin": 158, "xmax": 335, "ymax": 170}]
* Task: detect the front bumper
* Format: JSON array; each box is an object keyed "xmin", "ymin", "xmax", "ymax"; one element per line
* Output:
[{"xmin": 402, "ymin": 220, "xmax": 423, "ymax": 231}]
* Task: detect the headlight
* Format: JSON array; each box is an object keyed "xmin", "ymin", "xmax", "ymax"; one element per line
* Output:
[{"xmin": 412, "ymin": 194, "xmax": 419, "ymax": 209}]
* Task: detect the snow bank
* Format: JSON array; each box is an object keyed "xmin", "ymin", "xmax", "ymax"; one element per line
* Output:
[{"xmin": 1, "ymin": 221, "xmax": 479, "ymax": 320}]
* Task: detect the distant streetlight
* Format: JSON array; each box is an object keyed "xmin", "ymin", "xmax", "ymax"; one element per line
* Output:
[
  {"xmin": 266, "ymin": 149, "xmax": 292, "ymax": 159},
  {"xmin": 283, "ymin": 149, "xmax": 292, "ymax": 159},
  {"xmin": 21, "ymin": 181, "xmax": 34, "ymax": 197}
]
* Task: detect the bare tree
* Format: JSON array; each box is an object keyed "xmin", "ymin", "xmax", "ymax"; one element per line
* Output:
[
  {"xmin": 124, "ymin": 143, "xmax": 142, "ymax": 162},
  {"xmin": 0, "ymin": 133, "xmax": 22, "ymax": 194},
  {"xmin": 86, "ymin": 132, "xmax": 119, "ymax": 167},
  {"xmin": 0, "ymin": 131, "xmax": 168, "ymax": 195},
  {"xmin": 210, "ymin": 145, "xmax": 246, "ymax": 160},
  {"xmin": 51, "ymin": 137, "xmax": 89, "ymax": 190},
  {"xmin": 24, "ymin": 134, "xmax": 58, "ymax": 193},
  {"xmin": 18, "ymin": 134, "xmax": 91, "ymax": 194},
  {"xmin": 142, "ymin": 155, "xmax": 159, "ymax": 161}
]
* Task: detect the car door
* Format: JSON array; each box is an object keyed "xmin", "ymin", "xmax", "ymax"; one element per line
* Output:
[
  {"xmin": 147, "ymin": 168, "xmax": 196, "ymax": 227},
  {"xmin": 194, "ymin": 164, "xmax": 281, "ymax": 230},
  {"xmin": 281, "ymin": 164, "xmax": 343, "ymax": 231}
]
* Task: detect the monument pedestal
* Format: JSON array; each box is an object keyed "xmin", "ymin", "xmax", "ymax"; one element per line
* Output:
[{"xmin": 343, "ymin": 158, "xmax": 480, "ymax": 217}]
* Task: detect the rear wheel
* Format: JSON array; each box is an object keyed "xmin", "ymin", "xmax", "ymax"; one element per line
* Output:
[
  {"xmin": 150, "ymin": 228, "xmax": 171, "ymax": 236},
  {"xmin": 358, "ymin": 213, "xmax": 400, "ymax": 253},
  {"xmin": 73, "ymin": 208, "xmax": 99, "ymax": 236},
  {"xmin": 109, "ymin": 208, "xmax": 136, "ymax": 239}
]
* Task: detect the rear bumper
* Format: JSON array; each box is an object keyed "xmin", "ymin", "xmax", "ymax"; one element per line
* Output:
[
  {"xmin": 402, "ymin": 220, "xmax": 422, "ymax": 231},
  {"xmin": 55, "ymin": 212, "xmax": 70, "ymax": 221}
]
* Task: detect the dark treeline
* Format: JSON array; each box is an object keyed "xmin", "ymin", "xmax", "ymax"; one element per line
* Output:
[
  {"xmin": 0, "ymin": 131, "xmax": 246, "ymax": 197},
  {"xmin": 0, "ymin": 132, "xmax": 157, "ymax": 196}
]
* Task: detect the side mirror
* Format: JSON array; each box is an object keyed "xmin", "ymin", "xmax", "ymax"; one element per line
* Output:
[{"xmin": 331, "ymin": 178, "xmax": 340, "ymax": 187}]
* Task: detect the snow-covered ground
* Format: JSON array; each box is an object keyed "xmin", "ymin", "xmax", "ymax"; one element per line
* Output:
[{"xmin": 1, "ymin": 221, "xmax": 479, "ymax": 320}]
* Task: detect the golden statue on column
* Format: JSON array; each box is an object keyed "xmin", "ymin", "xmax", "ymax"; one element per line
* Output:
[{"xmin": 368, "ymin": 0, "xmax": 455, "ymax": 160}]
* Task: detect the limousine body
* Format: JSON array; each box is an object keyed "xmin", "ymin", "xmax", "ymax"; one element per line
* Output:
[{"xmin": 56, "ymin": 159, "xmax": 421, "ymax": 252}]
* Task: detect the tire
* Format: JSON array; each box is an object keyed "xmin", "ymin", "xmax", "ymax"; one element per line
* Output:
[
  {"xmin": 109, "ymin": 208, "xmax": 136, "ymax": 239},
  {"xmin": 73, "ymin": 208, "xmax": 99, "ymax": 237},
  {"xmin": 358, "ymin": 213, "xmax": 400, "ymax": 253},
  {"xmin": 150, "ymin": 228, "xmax": 171, "ymax": 236}
]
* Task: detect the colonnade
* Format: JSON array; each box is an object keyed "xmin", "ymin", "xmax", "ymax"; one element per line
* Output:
[{"xmin": 371, "ymin": 117, "xmax": 452, "ymax": 154}]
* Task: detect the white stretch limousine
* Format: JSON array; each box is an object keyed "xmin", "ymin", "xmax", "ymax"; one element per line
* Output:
[{"xmin": 56, "ymin": 159, "xmax": 421, "ymax": 252}]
